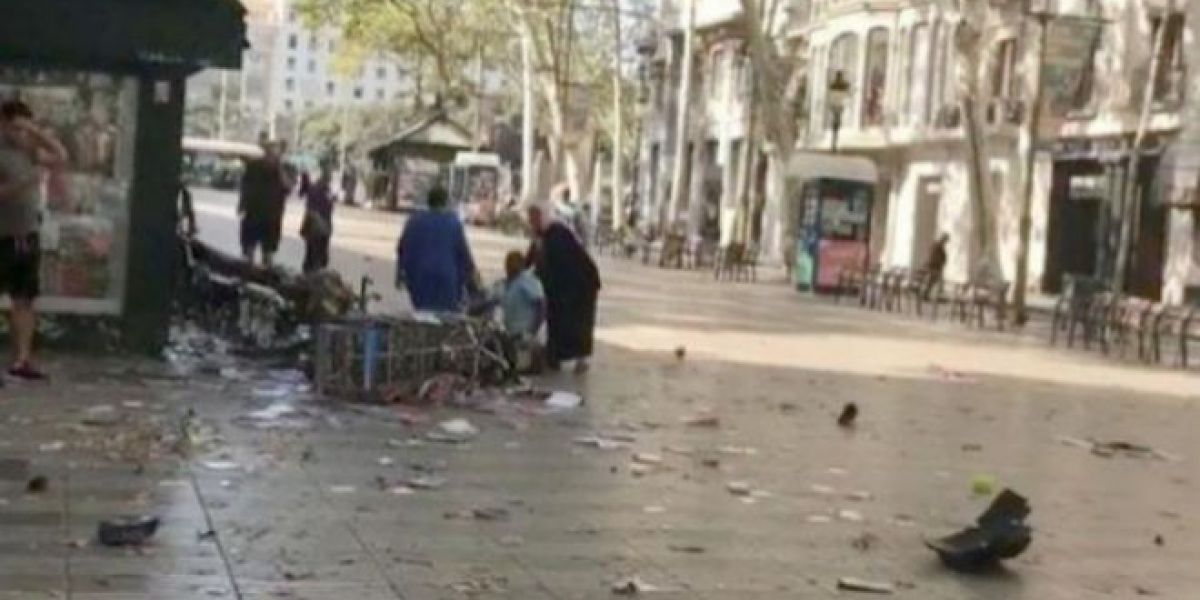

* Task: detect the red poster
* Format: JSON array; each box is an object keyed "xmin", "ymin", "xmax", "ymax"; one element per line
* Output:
[{"xmin": 817, "ymin": 240, "xmax": 867, "ymax": 289}]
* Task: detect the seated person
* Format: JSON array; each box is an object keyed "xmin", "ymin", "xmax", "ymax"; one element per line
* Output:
[{"xmin": 494, "ymin": 250, "xmax": 546, "ymax": 372}]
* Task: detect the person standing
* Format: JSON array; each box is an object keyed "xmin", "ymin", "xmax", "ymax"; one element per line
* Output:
[
  {"xmin": 527, "ymin": 204, "xmax": 601, "ymax": 373},
  {"xmin": 0, "ymin": 100, "xmax": 67, "ymax": 382},
  {"xmin": 300, "ymin": 166, "xmax": 335, "ymax": 273},
  {"xmin": 238, "ymin": 141, "xmax": 288, "ymax": 267},
  {"xmin": 396, "ymin": 186, "xmax": 477, "ymax": 312},
  {"xmin": 923, "ymin": 233, "xmax": 949, "ymax": 300},
  {"xmin": 341, "ymin": 165, "xmax": 358, "ymax": 206}
]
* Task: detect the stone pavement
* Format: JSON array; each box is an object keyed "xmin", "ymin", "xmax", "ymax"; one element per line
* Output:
[{"xmin": 0, "ymin": 188, "xmax": 1194, "ymax": 599}]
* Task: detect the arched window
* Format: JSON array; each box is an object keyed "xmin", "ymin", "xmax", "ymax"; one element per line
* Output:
[
  {"xmin": 862, "ymin": 28, "xmax": 890, "ymax": 126},
  {"xmin": 827, "ymin": 32, "xmax": 860, "ymax": 126}
]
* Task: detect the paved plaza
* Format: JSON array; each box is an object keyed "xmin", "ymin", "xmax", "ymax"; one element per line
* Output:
[{"xmin": 0, "ymin": 189, "xmax": 1195, "ymax": 599}]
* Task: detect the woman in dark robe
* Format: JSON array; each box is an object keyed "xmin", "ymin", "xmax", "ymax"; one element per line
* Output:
[{"xmin": 527, "ymin": 204, "xmax": 601, "ymax": 372}]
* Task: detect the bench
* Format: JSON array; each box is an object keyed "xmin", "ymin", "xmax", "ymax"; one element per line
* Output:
[
  {"xmin": 949, "ymin": 280, "xmax": 1010, "ymax": 330},
  {"xmin": 1107, "ymin": 297, "xmax": 1154, "ymax": 360},
  {"xmin": 714, "ymin": 242, "xmax": 758, "ymax": 282},
  {"xmin": 1050, "ymin": 275, "xmax": 1109, "ymax": 348},
  {"xmin": 835, "ymin": 266, "xmax": 874, "ymax": 305}
]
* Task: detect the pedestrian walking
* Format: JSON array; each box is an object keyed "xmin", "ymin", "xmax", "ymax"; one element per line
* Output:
[
  {"xmin": 527, "ymin": 203, "xmax": 601, "ymax": 373},
  {"xmin": 300, "ymin": 166, "xmax": 335, "ymax": 274},
  {"xmin": 238, "ymin": 141, "xmax": 289, "ymax": 267},
  {"xmin": 341, "ymin": 165, "xmax": 358, "ymax": 206},
  {"xmin": 0, "ymin": 100, "xmax": 68, "ymax": 382},
  {"xmin": 396, "ymin": 186, "xmax": 478, "ymax": 312},
  {"xmin": 923, "ymin": 233, "xmax": 949, "ymax": 300}
]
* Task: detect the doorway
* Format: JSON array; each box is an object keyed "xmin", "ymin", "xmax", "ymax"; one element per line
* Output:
[{"xmin": 911, "ymin": 176, "xmax": 942, "ymax": 268}]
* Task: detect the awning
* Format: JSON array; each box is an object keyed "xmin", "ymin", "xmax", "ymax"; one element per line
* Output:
[
  {"xmin": 183, "ymin": 137, "xmax": 264, "ymax": 160},
  {"xmin": 784, "ymin": 152, "xmax": 878, "ymax": 185},
  {"xmin": 0, "ymin": 0, "xmax": 247, "ymax": 73}
]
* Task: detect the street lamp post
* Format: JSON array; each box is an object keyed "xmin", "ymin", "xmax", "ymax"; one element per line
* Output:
[{"xmin": 827, "ymin": 70, "xmax": 851, "ymax": 153}]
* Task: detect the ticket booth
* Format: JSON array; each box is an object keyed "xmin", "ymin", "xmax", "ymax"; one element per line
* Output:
[{"xmin": 785, "ymin": 153, "xmax": 877, "ymax": 293}]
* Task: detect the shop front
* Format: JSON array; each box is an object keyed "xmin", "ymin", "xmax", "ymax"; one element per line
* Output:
[{"xmin": 0, "ymin": 0, "xmax": 246, "ymax": 351}]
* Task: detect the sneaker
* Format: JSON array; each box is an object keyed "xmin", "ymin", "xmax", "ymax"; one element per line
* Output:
[{"xmin": 8, "ymin": 362, "xmax": 48, "ymax": 382}]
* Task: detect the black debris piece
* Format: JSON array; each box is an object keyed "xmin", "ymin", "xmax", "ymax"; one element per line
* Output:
[
  {"xmin": 25, "ymin": 475, "xmax": 48, "ymax": 494},
  {"xmin": 97, "ymin": 516, "xmax": 160, "ymax": 547},
  {"xmin": 925, "ymin": 489, "xmax": 1032, "ymax": 572},
  {"xmin": 837, "ymin": 403, "xmax": 859, "ymax": 428}
]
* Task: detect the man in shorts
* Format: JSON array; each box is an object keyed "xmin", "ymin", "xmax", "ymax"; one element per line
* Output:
[
  {"xmin": 238, "ymin": 141, "xmax": 289, "ymax": 267},
  {"xmin": 0, "ymin": 100, "xmax": 67, "ymax": 382}
]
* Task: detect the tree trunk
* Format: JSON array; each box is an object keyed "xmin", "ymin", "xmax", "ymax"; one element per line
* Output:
[
  {"xmin": 521, "ymin": 29, "xmax": 537, "ymax": 206},
  {"xmin": 610, "ymin": 0, "xmax": 624, "ymax": 233},
  {"xmin": 667, "ymin": 0, "xmax": 697, "ymax": 229}
]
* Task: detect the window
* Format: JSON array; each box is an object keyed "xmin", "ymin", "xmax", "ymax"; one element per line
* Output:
[
  {"xmin": 940, "ymin": 25, "xmax": 959, "ymax": 107},
  {"xmin": 908, "ymin": 23, "xmax": 931, "ymax": 124},
  {"xmin": 309, "ymin": 35, "xmax": 318, "ymax": 51},
  {"xmin": 1151, "ymin": 12, "xmax": 1185, "ymax": 105},
  {"xmin": 308, "ymin": 59, "xmax": 316, "ymax": 73},
  {"xmin": 326, "ymin": 81, "xmax": 335, "ymax": 96},
  {"xmin": 285, "ymin": 77, "xmax": 294, "ymax": 91},
  {"xmin": 354, "ymin": 86, "xmax": 363, "ymax": 99},
  {"xmin": 862, "ymin": 28, "xmax": 890, "ymax": 126},
  {"xmin": 288, "ymin": 34, "xmax": 297, "ymax": 50},
  {"xmin": 287, "ymin": 56, "xmax": 296, "ymax": 70},
  {"xmin": 989, "ymin": 38, "xmax": 1017, "ymax": 98},
  {"xmin": 376, "ymin": 67, "xmax": 386, "ymax": 80},
  {"xmin": 284, "ymin": 99, "xmax": 293, "ymax": 111},
  {"xmin": 376, "ymin": 88, "xmax": 384, "ymax": 100},
  {"xmin": 328, "ymin": 40, "xmax": 336, "ymax": 52},
  {"xmin": 827, "ymin": 33, "xmax": 860, "ymax": 126}
]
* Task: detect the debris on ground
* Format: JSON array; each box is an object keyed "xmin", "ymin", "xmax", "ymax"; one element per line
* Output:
[
  {"xmin": 25, "ymin": 475, "xmax": 48, "ymax": 494},
  {"xmin": 674, "ymin": 346, "xmax": 686, "ymax": 360},
  {"xmin": 445, "ymin": 506, "xmax": 510, "ymax": 521},
  {"xmin": 836, "ymin": 577, "xmax": 895, "ymax": 594},
  {"xmin": 927, "ymin": 364, "xmax": 976, "ymax": 384},
  {"xmin": 837, "ymin": 509, "xmax": 865, "ymax": 523},
  {"xmin": 1154, "ymin": 534, "xmax": 1164, "ymax": 547},
  {"xmin": 961, "ymin": 443, "xmax": 983, "ymax": 452},
  {"xmin": 716, "ymin": 445, "xmax": 757, "ymax": 456},
  {"xmin": 81, "ymin": 404, "xmax": 121, "ymax": 427},
  {"xmin": 329, "ymin": 485, "xmax": 356, "ymax": 494},
  {"xmin": 726, "ymin": 481, "xmax": 753, "ymax": 496},
  {"xmin": 574, "ymin": 435, "xmax": 632, "ymax": 450},
  {"xmin": 971, "ymin": 474, "xmax": 996, "ymax": 496},
  {"xmin": 681, "ymin": 414, "xmax": 720, "ymax": 428},
  {"xmin": 851, "ymin": 532, "xmax": 880, "ymax": 552},
  {"xmin": 667, "ymin": 544, "xmax": 705, "ymax": 554},
  {"xmin": 39, "ymin": 441, "xmax": 65, "ymax": 453},
  {"xmin": 427, "ymin": 418, "xmax": 479, "ymax": 443},
  {"xmin": 1056, "ymin": 436, "xmax": 1181, "ymax": 462},
  {"xmin": 202, "ymin": 460, "xmax": 240, "ymax": 471},
  {"xmin": 846, "ymin": 490, "xmax": 873, "ymax": 502},
  {"xmin": 406, "ymin": 475, "xmax": 446, "ymax": 490},
  {"xmin": 925, "ymin": 488, "xmax": 1032, "ymax": 572},
  {"xmin": 611, "ymin": 576, "xmax": 659, "ymax": 595},
  {"xmin": 632, "ymin": 452, "xmax": 663, "ymax": 466},
  {"xmin": 97, "ymin": 515, "xmax": 160, "ymax": 547},
  {"xmin": 545, "ymin": 391, "xmax": 584, "ymax": 411},
  {"xmin": 700, "ymin": 457, "xmax": 720, "ymax": 469},
  {"xmin": 837, "ymin": 403, "xmax": 858, "ymax": 428}
]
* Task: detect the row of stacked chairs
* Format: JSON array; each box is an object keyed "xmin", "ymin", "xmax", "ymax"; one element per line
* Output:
[
  {"xmin": 1049, "ymin": 275, "xmax": 1200, "ymax": 368},
  {"xmin": 834, "ymin": 266, "xmax": 1010, "ymax": 330}
]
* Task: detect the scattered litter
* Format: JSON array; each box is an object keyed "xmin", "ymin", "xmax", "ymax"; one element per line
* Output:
[
  {"xmin": 470, "ymin": 507, "xmax": 510, "ymax": 521},
  {"xmin": 662, "ymin": 445, "xmax": 694, "ymax": 456},
  {"xmin": 329, "ymin": 485, "xmax": 357, "ymax": 494},
  {"xmin": 846, "ymin": 491, "xmax": 873, "ymax": 502},
  {"xmin": 716, "ymin": 445, "xmax": 757, "ymax": 456},
  {"xmin": 667, "ymin": 544, "xmax": 705, "ymax": 554},
  {"xmin": 406, "ymin": 476, "xmax": 446, "ymax": 490},
  {"xmin": 202, "ymin": 460, "xmax": 240, "ymax": 471},
  {"xmin": 674, "ymin": 346, "xmax": 687, "ymax": 360},
  {"xmin": 632, "ymin": 452, "xmax": 663, "ymax": 466},
  {"xmin": 961, "ymin": 443, "xmax": 983, "ymax": 452},
  {"xmin": 700, "ymin": 457, "xmax": 720, "ymax": 469},
  {"xmin": 971, "ymin": 474, "xmax": 996, "ymax": 496},
  {"xmin": 428, "ymin": 418, "xmax": 479, "ymax": 443},
  {"xmin": 851, "ymin": 532, "xmax": 880, "ymax": 552},
  {"xmin": 122, "ymin": 401, "xmax": 145, "ymax": 409},
  {"xmin": 612, "ymin": 576, "xmax": 659, "ymax": 595},
  {"xmin": 643, "ymin": 505, "xmax": 666, "ymax": 514},
  {"xmin": 826, "ymin": 467, "xmax": 848, "ymax": 476},
  {"xmin": 251, "ymin": 384, "xmax": 291, "ymax": 399},
  {"xmin": 81, "ymin": 405, "xmax": 121, "ymax": 426},
  {"xmin": 1135, "ymin": 586, "xmax": 1160, "ymax": 596},
  {"xmin": 1154, "ymin": 534, "xmax": 1164, "ymax": 547},
  {"xmin": 197, "ymin": 529, "xmax": 217, "ymax": 541},
  {"xmin": 25, "ymin": 475, "xmax": 48, "ymax": 494},
  {"xmin": 925, "ymin": 488, "xmax": 1032, "ymax": 572},
  {"xmin": 810, "ymin": 484, "xmax": 836, "ymax": 495},
  {"xmin": 389, "ymin": 485, "xmax": 415, "ymax": 495},
  {"xmin": 682, "ymin": 414, "xmax": 720, "ymax": 428},
  {"xmin": 837, "ymin": 509, "xmax": 865, "ymax": 523},
  {"xmin": 837, "ymin": 403, "xmax": 858, "ymax": 428},
  {"xmin": 574, "ymin": 435, "xmax": 630, "ymax": 450},
  {"xmin": 97, "ymin": 516, "xmax": 160, "ymax": 547},
  {"xmin": 39, "ymin": 441, "xmax": 65, "ymax": 453},
  {"xmin": 837, "ymin": 577, "xmax": 894, "ymax": 594},
  {"xmin": 726, "ymin": 481, "xmax": 753, "ymax": 496},
  {"xmin": 630, "ymin": 464, "xmax": 652, "ymax": 477},
  {"xmin": 377, "ymin": 456, "xmax": 395, "ymax": 467},
  {"xmin": 1056, "ymin": 436, "xmax": 1183, "ymax": 462},
  {"xmin": 927, "ymin": 364, "xmax": 976, "ymax": 383},
  {"xmin": 545, "ymin": 391, "xmax": 584, "ymax": 411},
  {"xmin": 246, "ymin": 402, "xmax": 297, "ymax": 421},
  {"xmin": 806, "ymin": 514, "xmax": 832, "ymax": 524}
]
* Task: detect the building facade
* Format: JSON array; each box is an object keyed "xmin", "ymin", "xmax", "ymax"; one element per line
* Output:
[{"xmin": 637, "ymin": 0, "xmax": 1198, "ymax": 303}]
